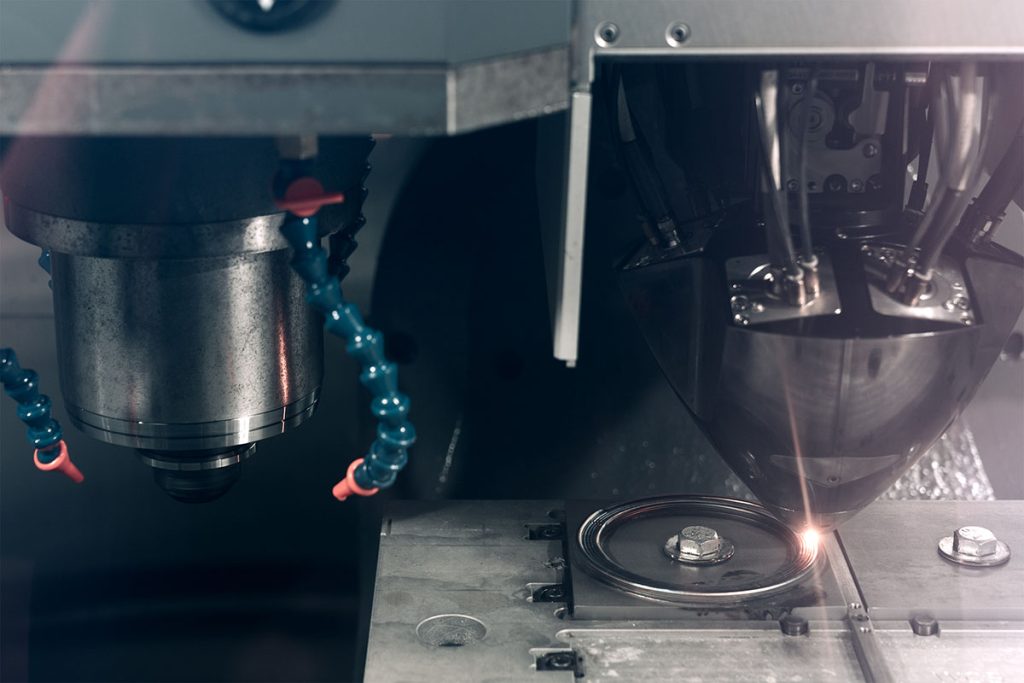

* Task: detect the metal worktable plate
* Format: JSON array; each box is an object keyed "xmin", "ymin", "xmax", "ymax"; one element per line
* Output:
[
  {"xmin": 837, "ymin": 501, "xmax": 1024, "ymax": 620},
  {"xmin": 563, "ymin": 629, "xmax": 861, "ymax": 682},
  {"xmin": 874, "ymin": 626, "xmax": 1024, "ymax": 683},
  {"xmin": 364, "ymin": 500, "xmax": 857, "ymax": 682},
  {"xmin": 365, "ymin": 500, "xmax": 1024, "ymax": 681}
]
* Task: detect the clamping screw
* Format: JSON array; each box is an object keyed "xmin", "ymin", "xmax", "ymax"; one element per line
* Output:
[
  {"xmin": 665, "ymin": 22, "xmax": 690, "ymax": 46},
  {"xmin": 665, "ymin": 525, "xmax": 735, "ymax": 564},
  {"xmin": 596, "ymin": 22, "xmax": 619, "ymax": 45},
  {"xmin": 952, "ymin": 526, "xmax": 999, "ymax": 557},
  {"xmin": 938, "ymin": 525, "xmax": 1011, "ymax": 566}
]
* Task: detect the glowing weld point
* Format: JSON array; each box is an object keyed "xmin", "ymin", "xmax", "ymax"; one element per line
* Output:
[{"xmin": 801, "ymin": 528, "xmax": 821, "ymax": 550}]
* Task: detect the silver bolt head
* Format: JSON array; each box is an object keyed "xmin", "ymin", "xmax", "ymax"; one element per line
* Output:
[
  {"xmin": 850, "ymin": 179, "xmax": 865, "ymax": 192},
  {"xmin": 863, "ymin": 143, "xmax": 880, "ymax": 158},
  {"xmin": 953, "ymin": 526, "xmax": 998, "ymax": 557},
  {"xmin": 664, "ymin": 526, "xmax": 735, "ymax": 564},
  {"xmin": 677, "ymin": 525, "xmax": 723, "ymax": 559}
]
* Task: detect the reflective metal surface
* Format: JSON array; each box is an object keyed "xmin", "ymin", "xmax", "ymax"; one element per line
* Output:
[
  {"xmin": 840, "ymin": 501, "xmax": 1024, "ymax": 621},
  {"xmin": 5, "ymin": 202, "xmax": 293, "ymax": 258},
  {"xmin": 620, "ymin": 231, "xmax": 1024, "ymax": 530},
  {"xmin": 663, "ymin": 525, "xmax": 736, "ymax": 565},
  {"xmin": 46, "ymin": 248, "xmax": 322, "ymax": 452},
  {"xmin": 0, "ymin": 136, "xmax": 380, "ymax": 500},
  {"xmin": 726, "ymin": 250, "xmax": 842, "ymax": 326},
  {"xmin": 365, "ymin": 500, "xmax": 1024, "ymax": 682},
  {"xmin": 574, "ymin": 496, "xmax": 821, "ymax": 605},
  {"xmin": 863, "ymin": 243, "xmax": 975, "ymax": 326}
]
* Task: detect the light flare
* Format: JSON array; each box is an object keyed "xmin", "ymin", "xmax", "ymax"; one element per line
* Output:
[{"xmin": 801, "ymin": 528, "xmax": 821, "ymax": 551}]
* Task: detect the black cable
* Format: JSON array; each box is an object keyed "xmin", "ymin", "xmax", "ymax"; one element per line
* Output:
[
  {"xmin": 959, "ymin": 120, "xmax": 1024, "ymax": 246},
  {"xmin": 906, "ymin": 74, "xmax": 936, "ymax": 213},
  {"xmin": 609, "ymin": 68, "xmax": 680, "ymax": 248},
  {"xmin": 902, "ymin": 75, "xmax": 954, "ymax": 256}
]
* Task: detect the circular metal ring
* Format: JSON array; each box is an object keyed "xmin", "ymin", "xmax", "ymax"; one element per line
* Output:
[
  {"xmin": 4, "ymin": 201, "xmax": 339, "ymax": 259},
  {"xmin": 576, "ymin": 495, "xmax": 821, "ymax": 605},
  {"xmin": 138, "ymin": 443, "xmax": 257, "ymax": 472},
  {"xmin": 66, "ymin": 390, "xmax": 319, "ymax": 451}
]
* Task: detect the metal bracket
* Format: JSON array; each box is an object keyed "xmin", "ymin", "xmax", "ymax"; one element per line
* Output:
[
  {"xmin": 862, "ymin": 243, "xmax": 976, "ymax": 326},
  {"xmin": 824, "ymin": 534, "xmax": 895, "ymax": 683},
  {"xmin": 726, "ymin": 250, "xmax": 842, "ymax": 326}
]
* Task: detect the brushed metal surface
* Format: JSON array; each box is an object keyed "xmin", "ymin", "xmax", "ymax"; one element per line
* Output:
[
  {"xmin": 0, "ymin": 48, "xmax": 569, "ymax": 136},
  {"xmin": 574, "ymin": 0, "xmax": 1024, "ymax": 86},
  {"xmin": 365, "ymin": 500, "xmax": 860, "ymax": 681},
  {"xmin": 49, "ymin": 248, "xmax": 322, "ymax": 451},
  {"xmin": 838, "ymin": 500, "xmax": 1024, "ymax": 620},
  {"xmin": 366, "ymin": 501, "xmax": 1024, "ymax": 681}
]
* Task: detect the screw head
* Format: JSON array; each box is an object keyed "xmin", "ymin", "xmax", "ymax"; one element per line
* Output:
[
  {"xmin": 595, "ymin": 22, "xmax": 619, "ymax": 46},
  {"xmin": 953, "ymin": 526, "xmax": 999, "ymax": 557},
  {"xmin": 786, "ymin": 178, "xmax": 800, "ymax": 192},
  {"xmin": 543, "ymin": 652, "xmax": 575, "ymax": 670},
  {"xmin": 939, "ymin": 525, "xmax": 1011, "ymax": 566},
  {"xmin": 664, "ymin": 525, "xmax": 735, "ymax": 564},
  {"xmin": 780, "ymin": 613, "xmax": 809, "ymax": 636},
  {"xmin": 733, "ymin": 313, "xmax": 751, "ymax": 326},
  {"xmin": 825, "ymin": 174, "xmax": 847, "ymax": 193},
  {"xmin": 849, "ymin": 179, "xmax": 865, "ymax": 192},
  {"xmin": 863, "ymin": 143, "xmax": 880, "ymax": 158},
  {"xmin": 910, "ymin": 615, "xmax": 939, "ymax": 636},
  {"xmin": 665, "ymin": 22, "xmax": 690, "ymax": 46}
]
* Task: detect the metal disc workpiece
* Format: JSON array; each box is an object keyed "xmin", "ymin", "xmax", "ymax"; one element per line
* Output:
[{"xmin": 575, "ymin": 496, "xmax": 821, "ymax": 605}]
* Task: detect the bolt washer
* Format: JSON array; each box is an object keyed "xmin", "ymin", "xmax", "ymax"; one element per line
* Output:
[
  {"xmin": 575, "ymin": 496, "xmax": 821, "ymax": 605},
  {"xmin": 938, "ymin": 526, "xmax": 1011, "ymax": 567}
]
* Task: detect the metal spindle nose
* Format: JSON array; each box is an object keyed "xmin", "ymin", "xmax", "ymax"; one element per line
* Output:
[{"xmin": 664, "ymin": 525, "xmax": 736, "ymax": 565}]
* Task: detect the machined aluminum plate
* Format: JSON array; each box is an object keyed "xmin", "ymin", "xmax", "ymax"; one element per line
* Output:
[{"xmin": 575, "ymin": 496, "xmax": 821, "ymax": 605}]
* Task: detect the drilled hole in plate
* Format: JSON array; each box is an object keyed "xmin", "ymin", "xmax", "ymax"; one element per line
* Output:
[{"xmin": 416, "ymin": 614, "xmax": 487, "ymax": 647}]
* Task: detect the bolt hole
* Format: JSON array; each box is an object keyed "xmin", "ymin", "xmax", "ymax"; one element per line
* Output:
[
  {"xmin": 595, "ymin": 22, "xmax": 619, "ymax": 46},
  {"xmin": 416, "ymin": 615, "xmax": 487, "ymax": 647},
  {"xmin": 666, "ymin": 22, "xmax": 690, "ymax": 46}
]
